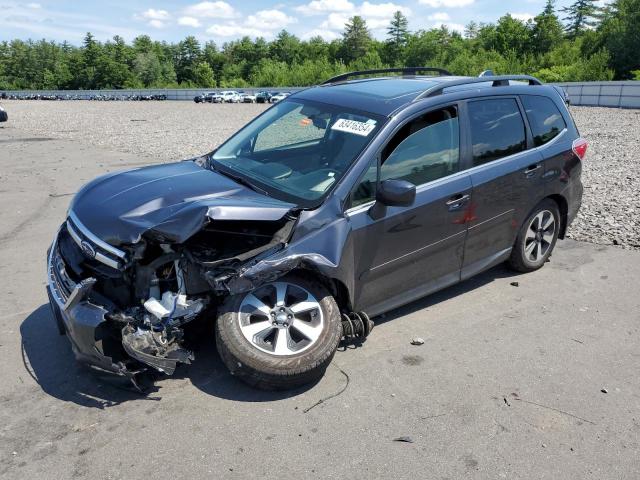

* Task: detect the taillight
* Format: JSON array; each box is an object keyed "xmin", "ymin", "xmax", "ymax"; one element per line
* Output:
[{"xmin": 572, "ymin": 137, "xmax": 588, "ymax": 160}]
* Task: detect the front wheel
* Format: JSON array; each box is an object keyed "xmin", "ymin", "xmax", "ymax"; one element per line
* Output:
[
  {"xmin": 507, "ymin": 199, "xmax": 560, "ymax": 272},
  {"xmin": 215, "ymin": 274, "xmax": 342, "ymax": 390}
]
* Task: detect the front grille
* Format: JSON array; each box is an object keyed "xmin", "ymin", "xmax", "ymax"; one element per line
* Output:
[
  {"xmin": 48, "ymin": 243, "xmax": 75, "ymax": 304},
  {"xmin": 66, "ymin": 212, "xmax": 126, "ymax": 270}
]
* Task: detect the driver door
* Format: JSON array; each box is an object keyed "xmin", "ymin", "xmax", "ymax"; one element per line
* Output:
[{"xmin": 346, "ymin": 104, "xmax": 471, "ymax": 315}]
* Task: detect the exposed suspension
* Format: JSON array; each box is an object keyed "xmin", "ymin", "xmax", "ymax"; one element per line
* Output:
[{"xmin": 341, "ymin": 311, "xmax": 374, "ymax": 341}]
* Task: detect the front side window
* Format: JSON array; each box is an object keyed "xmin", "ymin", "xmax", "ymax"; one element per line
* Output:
[
  {"xmin": 350, "ymin": 106, "xmax": 460, "ymax": 207},
  {"xmin": 212, "ymin": 99, "xmax": 384, "ymax": 207},
  {"xmin": 521, "ymin": 95, "xmax": 566, "ymax": 146},
  {"xmin": 468, "ymin": 98, "xmax": 526, "ymax": 166}
]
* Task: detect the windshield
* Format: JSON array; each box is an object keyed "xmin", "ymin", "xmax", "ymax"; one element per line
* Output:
[{"xmin": 211, "ymin": 99, "xmax": 384, "ymax": 207}]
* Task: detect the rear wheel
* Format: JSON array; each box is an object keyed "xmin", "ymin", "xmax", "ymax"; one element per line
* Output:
[
  {"xmin": 215, "ymin": 274, "xmax": 342, "ymax": 390},
  {"xmin": 508, "ymin": 199, "xmax": 560, "ymax": 272}
]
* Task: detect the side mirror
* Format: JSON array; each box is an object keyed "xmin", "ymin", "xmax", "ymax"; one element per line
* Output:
[{"xmin": 376, "ymin": 179, "xmax": 416, "ymax": 207}]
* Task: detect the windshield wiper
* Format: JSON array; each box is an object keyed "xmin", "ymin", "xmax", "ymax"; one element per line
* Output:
[{"xmin": 209, "ymin": 160, "xmax": 270, "ymax": 197}]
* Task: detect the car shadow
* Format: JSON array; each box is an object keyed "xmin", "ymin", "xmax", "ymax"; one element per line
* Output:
[
  {"xmin": 20, "ymin": 305, "xmax": 145, "ymax": 409},
  {"xmin": 21, "ymin": 263, "xmax": 520, "ymax": 408},
  {"xmin": 20, "ymin": 305, "xmax": 315, "ymax": 408}
]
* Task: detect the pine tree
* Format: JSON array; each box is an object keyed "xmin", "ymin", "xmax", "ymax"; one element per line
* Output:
[
  {"xmin": 533, "ymin": 0, "xmax": 564, "ymax": 53},
  {"xmin": 561, "ymin": 0, "xmax": 600, "ymax": 37},
  {"xmin": 341, "ymin": 16, "xmax": 371, "ymax": 64},
  {"xmin": 464, "ymin": 21, "xmax": 479, "ymax": 39},
  {"xmin": 385, "ymin": 11, "xmax": 410, "ymax": 64}
]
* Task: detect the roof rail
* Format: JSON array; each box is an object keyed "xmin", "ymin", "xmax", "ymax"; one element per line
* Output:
[
  {"xmin": 413, "ymin": 75, "xmax": 542, "ymax": 101},
  {"xmin": 321, "ymin": 67, "xmax": 453, "ymax": 85}
]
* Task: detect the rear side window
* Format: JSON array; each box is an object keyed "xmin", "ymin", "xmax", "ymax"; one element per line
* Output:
[
  {"xmin": 521, "ymin": 95, "xmax": 567, "ymax": 146},
  {"xmin": 468, "ymin": 98, "xmax": 526, "ymax": 166}
]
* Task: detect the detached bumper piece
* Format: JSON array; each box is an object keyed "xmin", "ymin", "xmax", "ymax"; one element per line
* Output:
[{"xmin": 121, "ymin": 325, "xmax": 193, "ymax": 376}]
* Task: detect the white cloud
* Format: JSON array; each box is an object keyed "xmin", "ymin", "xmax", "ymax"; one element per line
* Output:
[
  {"xmin": 320, "ymin": 12, "xmax": 350, "ymax": 30},
  {"xmin": 296, "ymin": 0, "xmax": 355, "ymax": 15},
  {"xmin": 148, "ymin": 19, "xmax": 166, "ymax": 29},
  {"xmin": 184, "ymin": 1, "xmax": 237, "ymax": 19},
  {"xmin": 208, "ymin": 8, "xmax": 295, "ymax": 38},
  {"xmin": 135, "ymin": 8, "xmax": 171, "ymax": 28},
  {"xmin": 206, "ymin": 22, "xmax": 264, "ymax": 37},
  {"xmin": 246, "ymin": 9, "xmax": 296, "ymax": 30},
  {"xmin": 432, "ymin": 21, "xmax": 465, "ymax": 32},
  {"xmin": 26, "ymin": 2, "xmax": 41, "ymax": 8},
  {"xmin": 140, "ymin": 9, "xmax": 170, "ymax": 21},
  {"xmin": 178, "ymin": 16, "xmax": 202, "ymax": 27},
  {"xmin": 359, "ymin": 1, "xmax": 410, "ymax": 19},
  {"xmin": 301, "ymin": 28, "xmax": 341, "ymax": 40},
  {"xmin": 511, "ymin": 12, "xmax": 534, "ymax": 22},
  {"xmin": 315, "ymin": 1, "xmax": 410, "ymax": 32},
  {"xmin": 428, "ymin": 12, "xmax": 450, "ymax": 21},
  {"xmin": 419, "ymin": 0, "xmax": 474, "ymax": 8}
]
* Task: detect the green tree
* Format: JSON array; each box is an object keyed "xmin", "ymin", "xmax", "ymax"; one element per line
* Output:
[
  {"xmin": 385, "ymin": 11, "xmax": 410, "ymax": 65},
  {"xmin": 193, "ymin": 61, "xmax": 215, "ymax": 87},
  {"xmin": 598, "ymin": 0, "xmax": 640, "ymax": 78},
  {"xmin": 532, "ymin": 0, "xmax": 564, "ymax": 53},
  {"xmin": 341, "ymin": 16, "xmax": 372, "ymax": 64},
  {"xmin": 561, "ymin": 0, "xmax": 600, "ymax": 37},
  {"xmin": 175, "ymin": 36, "xmax": 201, "ymax": 84}
]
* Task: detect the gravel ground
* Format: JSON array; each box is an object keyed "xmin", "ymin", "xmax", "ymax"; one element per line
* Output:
[{"xmin": 1, "ymin": 100, "xmax": 638, "ymax": 249}]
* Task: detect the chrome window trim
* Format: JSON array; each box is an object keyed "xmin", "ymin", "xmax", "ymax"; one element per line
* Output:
[{"xmin": 344, "ymin": 128, "xmax": 568, "ymax": 217}]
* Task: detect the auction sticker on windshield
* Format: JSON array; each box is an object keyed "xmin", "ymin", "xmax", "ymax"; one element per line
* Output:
[{"xmin": 331, "ymin": 118, "xmax": 376, "ymax": 137}]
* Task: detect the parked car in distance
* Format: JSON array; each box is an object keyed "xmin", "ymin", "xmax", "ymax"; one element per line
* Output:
[
  {"xmin": 241, "ymin": 92, "xmax": 257, "ymax": 103},
  {"xmin": 219, "ymin": 91, "xmax": 240, "ymax": 103},
  {"xmin": 256, "ymin": 91, "xmax": 272, "ymax": 103},
  {"xmin": 270, "ymin": 92, "xmax": 290, "ymax": 103},
  {"xmin": 0, "ymin": 104, "xmax": 7, "ymax": 122},
  {"xmin": 47, "ymin": 67, "xmax": 585, "ymax": 392},
  {"xmin": 194, "ymin": 92, "xmax": 215, "ymax": 103}
]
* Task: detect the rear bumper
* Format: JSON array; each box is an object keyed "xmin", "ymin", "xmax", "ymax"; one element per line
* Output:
[{"xmin": 565, "ymin": 180, "xmax": 583, "ymax": 232}]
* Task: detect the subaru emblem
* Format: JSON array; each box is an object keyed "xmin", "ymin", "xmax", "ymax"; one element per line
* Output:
[{"xmin": 80, "ymin": 240, "xmax": 96, "ymax": 259}]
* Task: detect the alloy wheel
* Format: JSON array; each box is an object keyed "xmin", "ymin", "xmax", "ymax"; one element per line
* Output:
[
  {"xmin": 238, "ymin": 282, "xmax": 324, "ymax": 356},
  {"xmin": 523, "ymin": 209, "xmax": 556, "ymax": 263}
]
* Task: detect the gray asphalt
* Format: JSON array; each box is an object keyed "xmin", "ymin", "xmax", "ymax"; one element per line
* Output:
[{"xmin": 1, "ymin": 123, "xmax": 639, "ymax": 480}]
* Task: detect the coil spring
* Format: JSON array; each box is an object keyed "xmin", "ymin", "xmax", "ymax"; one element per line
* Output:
[{"xmin": 341, "ymin": 311, "xmax": 374, "ymax": 340}]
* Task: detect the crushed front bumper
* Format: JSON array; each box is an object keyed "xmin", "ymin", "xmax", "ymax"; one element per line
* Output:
[{"xmin": 46, "ymin": 232, "xmax": 130, "ymax": 376}]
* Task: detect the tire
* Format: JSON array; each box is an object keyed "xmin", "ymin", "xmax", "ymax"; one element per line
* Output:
[
  {"xmin": 215, "ymin": 274, "xmax": 342, "ymax": 390},
  {"xmin": 507, "ymin": 198, "xmax": 561, "ymax": 273}
]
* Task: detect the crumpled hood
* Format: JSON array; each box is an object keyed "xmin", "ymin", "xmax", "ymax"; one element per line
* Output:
[{"xmin": 70, "ymin": 161, "xmax": 295, "ymax": 246}]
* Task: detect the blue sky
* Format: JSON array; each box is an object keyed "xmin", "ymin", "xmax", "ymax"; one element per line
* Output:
[{"xmin": 0, "ymin": 0, "xmax": 574, "ymax": 44}]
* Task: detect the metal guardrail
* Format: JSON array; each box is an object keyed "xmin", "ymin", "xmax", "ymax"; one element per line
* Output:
[
  {"xmin": 2, "ymin": 82, "xmax": 640, "ymax": 107},
  {"xmin": 1, "ymin": 87, "xmax": 304, "ymax": 101},
  {"xmin": 551, "ymin": 81, "xmax": 640, "ymax": 108}
]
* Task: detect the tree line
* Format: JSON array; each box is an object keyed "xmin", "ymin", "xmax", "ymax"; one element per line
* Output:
[{"xmin": 0, "ymin": 0, "xmax": 638, "ymax": 91}]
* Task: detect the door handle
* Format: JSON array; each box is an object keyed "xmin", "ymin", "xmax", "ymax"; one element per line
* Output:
[
  {"xmin": 446, "ymin": 193, "xmax": 470, "ymax": 210},
  {"xmin": 523, "ymin": 164, "xmax": 542, "ymax": 176}
]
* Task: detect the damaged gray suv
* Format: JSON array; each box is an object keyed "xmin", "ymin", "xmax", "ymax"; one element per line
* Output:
[{"xmin": 47, "ymin": 68, "xmax": 585, "ymax": 390}]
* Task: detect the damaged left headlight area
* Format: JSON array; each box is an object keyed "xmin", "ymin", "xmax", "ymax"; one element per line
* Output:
[
  {"xmin": 47, "ymin": 213, "xmax": 296, "ymax": 386},
  {"xmin": 48, "ymin": 221, "xmax": 210, "ymax": 381}
]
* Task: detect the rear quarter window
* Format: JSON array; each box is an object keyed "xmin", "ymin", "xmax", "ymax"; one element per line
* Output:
[
  {"xmin": 521, "ymin": 95, "xmax": 567, "ymax": 147},
  {"xmin": 468, "ymin": 98, "xmax": 526, "ymax": 166}
]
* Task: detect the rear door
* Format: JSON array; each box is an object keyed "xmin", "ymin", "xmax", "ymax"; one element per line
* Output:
[
  {"xmin": 346, "ymin": 104, "xmax": 471, "ymax": 315},
  {"xmin": 461, "ymin": 96, "xmax": 545, "ymax": 278}
]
